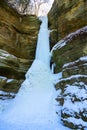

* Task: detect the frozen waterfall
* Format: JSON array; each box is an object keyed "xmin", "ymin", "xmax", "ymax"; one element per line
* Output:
[
  {"xmin": 0, "ymin": 16, "xmax": 58, "ymax": 130},
  {"xmin": 0, "ymin": 16, "xmax": 70, "ymax": 130},
  {"xmin": 35, "ymin": 16, "xmax": 50, "ymax": 67}
]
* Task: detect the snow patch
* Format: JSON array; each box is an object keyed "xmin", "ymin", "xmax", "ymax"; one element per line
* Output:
[
  {"xmin": 51, "ymin": 26, "xmax": 87, "ymax": 54},
  {"xmin": 63, "ymin": 56, "xmax": 87, "ymax": 68},
  {"xmin": 51, "ymin": 40, "xmax": 66, "ymax": 54},
  {"xmin": 56, "ymin": 74, "xmax": 87, "ymax": 84}
]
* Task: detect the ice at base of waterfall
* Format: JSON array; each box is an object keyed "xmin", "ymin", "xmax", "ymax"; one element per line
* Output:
[
  {"xmin": 0, "ymin": 60, "xmax": 70, "ymax": 130},
  {"xmin": 0, "ymin": 16, "xmax": 70, "ymax": 130}
]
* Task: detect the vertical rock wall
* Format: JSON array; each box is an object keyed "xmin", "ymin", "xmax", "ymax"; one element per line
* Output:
[
  {"xmin": 48, "ymin": 0, "xmax": 87, "ymax": 43},
  {"xmin": 0, "ymin": 0, "xmax": 40, "ymax": 94},
  {"xmin": 48, "ymin": 0, "xmax": 87, "ymax": 129}
]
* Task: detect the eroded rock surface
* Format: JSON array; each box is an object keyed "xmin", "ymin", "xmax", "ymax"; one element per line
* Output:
[
  {"xmin": 0, "ymin": 0, "xmax": 40, "ymax": 94},
  {"xmin": 48, "ymin": 0, "xmax": 87, "ymax": 44},
  {"xmin": 49, "ymin": 0, "xmax": 87, "ymax": 129}
]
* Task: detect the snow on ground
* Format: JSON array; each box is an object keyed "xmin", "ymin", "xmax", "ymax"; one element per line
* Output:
[
  {"xmin": 52, "ymin": 72, "xmax": 62, "ymax": 85},
  {"xmin": 63, "ymin": 86, "xmax": 87, "ymax": 113},
  {"xmin": 0, "ymin": 60, "xmax": 70, "ymax": 130},
  {"xmin": 0, "ymin": 98, "xmax": 13, "ymax": 114},
  {"xmin": 0, "ymin": 91, "xmax": 15, "ymax": 113},
  {"xmin": 61, "ymin": 81, "xmax": 87, "ymax": 129}
]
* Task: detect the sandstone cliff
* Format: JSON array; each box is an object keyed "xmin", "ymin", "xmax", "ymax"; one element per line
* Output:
[
  {"xmin": 49, "ymin": 0, "xmax": 87, "ymax": 129},
  {"xmin": 0, "ymin": 0, "xmax": 40, "ymax": 95},
  {"xmin": 48, "ymin": 0, "xmax": 87, "ymax": 44}
]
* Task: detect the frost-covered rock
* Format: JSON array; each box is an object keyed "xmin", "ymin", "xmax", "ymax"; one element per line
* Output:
[
  {"xmin": 62, "ymin": 56, "xmax": 87, "ymax": 78},
  {"xmin": 0, "ymin": 90, "xmax": 16, "ymax": 100},
  {"xmin": 55, "ymin": 57, "xmax": 87, "ymax": 129},
  {"xmin": 51, "ymin": 27, "xmax": 87, "ymax": 72},
  {"xmin": 49, "ymin": 1, "xmax": 87, "ymax": 129},
  {"xmin": 61, "ymin": 82, "xmax": 87, "ymax": 129}
]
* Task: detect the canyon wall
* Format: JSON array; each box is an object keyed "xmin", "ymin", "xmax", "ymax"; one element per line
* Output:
[
  {"xmin": 48, "ymin": 0, "xmax": 87, "ymax": 129},
  {"xmin": 0, "ymin": 0, "xmax": 40, "ymax": 96}
]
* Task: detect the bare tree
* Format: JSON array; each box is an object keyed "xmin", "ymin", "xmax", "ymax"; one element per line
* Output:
[
  {"xmin": 33, "ymin": 0, "xmax": 48, "ymax": 16},
  {"xmin": 6, "ymin": 0, "xmax": 51, "ymax": 15}
]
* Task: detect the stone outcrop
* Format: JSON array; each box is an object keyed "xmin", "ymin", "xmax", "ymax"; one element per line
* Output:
[
  {"xmin": 48, "ymin": 0, "xmax": 87, "ymax": 44},
  {"xmin": 51, "ymin": 26, "xmax": 87, "ymax": 72},
  {"xmin": 49, "ymin": 0, "xmax": 87, "ymax": 129},
  {"xmin": 0, "ymin": 0, "xmax": 40, "ymax": 94},
  {"xmin": 51, "ymin": 29, "xmax": 87, "ymax": 129},
  {"xmin": 56, "ymin": 57, "xmax": 87, "ymax": 129}
]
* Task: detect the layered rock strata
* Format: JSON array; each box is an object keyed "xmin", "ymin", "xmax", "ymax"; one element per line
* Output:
[
  {"xmin": 48, "ymin": 0, "xmax": 87, "ymax": 45},
  {"xmin": 0, "ymin": 0, "xmax": 40, "ymax": 95},
  {"xmin": 49, "ymin": 0, "xmax": 87, "ymax": 129}
]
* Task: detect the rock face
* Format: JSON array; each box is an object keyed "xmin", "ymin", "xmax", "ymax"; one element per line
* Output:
[
  {"xmin": 0, "ymin": 0, "xmax": 40, "ymax": 94},
  {"xmin": 48, "ymin": 0, "xmax": 58, "ymax": 47},
  {"xmin": 51, "ymin": 26, "xmax": 87, "ymax": 72},
  {"xmin": 49, "ymin": 0, "xmax": 87, "ymax": 129},
  {"xmin": 56, "ymin": 57, "xmax": 87, "ymax": 129},
  {"xmin": 48, "ymin": 0, "xmax": 87, "ymax": 44}
]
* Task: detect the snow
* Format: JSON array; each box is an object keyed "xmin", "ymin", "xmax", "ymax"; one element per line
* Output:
[
  {"xmin": 51, "ymin": 63, "xmax": 56, "ymax": 73},
  {"xmin": 63, "ymin": 117, "xmax": 87, "ymax": 127},
  {"xmin": 63, "ymin": 97, "xmax": 86, "ymax": 114},
  {"xmin": 0, "ymin": 91, "xmax": 14, "ymax": 113},
  {"xmin": 52, "ymin": 72, "xmax": 62, "ymax": 84},
  {"xmin": 63, "ymin": 26, "xmax": 87, "ymax": 42},
  {"xmin": 0, "ymin": 91, "xmax": 15, "ymax": 96},
  {"xmin": 61, "ymin": 81, "xmax": 87, "ymax": 129},
  {"xmin": 6, "ymin": 79, "xmax": 14, "ymax": 83},
  {"xmin": 38, "ymin": 0, "xmax": 54, "ymax": 16},
  {"xmin": 51, "ymin": 40, "xmax": 66, "ymax": 54},
  {"xmin": 0, "ymin": 49, "xmax": 16, "ymax": 58},
  {"xmin": 56, "ymin": 74, "xmax": 87, "ymax": 84},
  {"xmin": 0, "ymin": 17, "xmax": 87, "ymax": 130},
  {"xmin": 63, "ymin": 56, "xmax": 87, "ymax": 68},
  {"xmin": 0, "ymin": 63, "xmax": 69, "ymax": 129},
  {"xmin": 64, "ymin": 84, "xmax": 87, "ymax": 101},
  {"xmin": 30, "ymin": 0, "xmax": 54, "ymax": 16},
  {"xmin": 0, "ymin": 76, "xmax": 7, "ymax": 80},
  {"xmin": 51, "ymin": 26, "xmax": 87, "ymax": 53}
]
